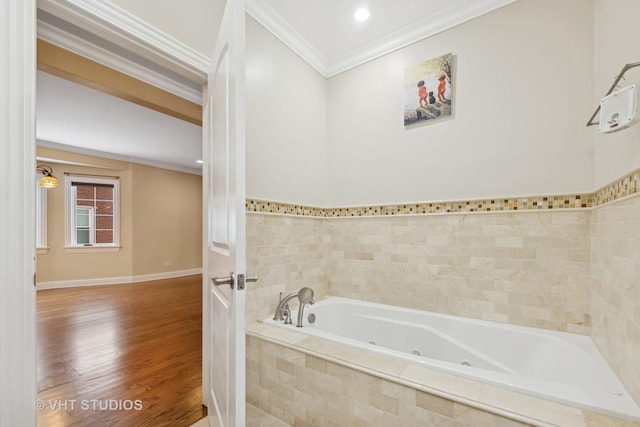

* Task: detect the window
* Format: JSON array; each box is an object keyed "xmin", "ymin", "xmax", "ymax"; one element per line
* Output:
[
  {"xmin": 75, "ymin": 206, "xmax": 95, "ymax": 244},
  {"xmin": 65, "ymin": 176, "xmax": 119, "ymax": 249}
]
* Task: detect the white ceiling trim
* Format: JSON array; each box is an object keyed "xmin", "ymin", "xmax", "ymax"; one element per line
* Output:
[
  {"xmin": 37, "ymin": 156, "xmax": 108, "ymax": 169},
  {"xmin": 38, "ymin": 20, "xmax": 202, "ymax": 104},
  {"xmin": 37, "ymin": 139, "xmax": 203, "ymax": 176},
  {"xmin": 246, "ymin": 0, "xmax": 328, "ymax": 76},
  {"xmin": 247, "ymin": 0, "xmax": 518, "ymax": 78},
  {"xmin": 38, "ymin": 0, "xmax": 209, "ymax": 84}
]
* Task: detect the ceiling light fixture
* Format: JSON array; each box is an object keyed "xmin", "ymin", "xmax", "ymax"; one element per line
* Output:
[
  {"xmin": 37, "ymin": 165, "xmax": 59, "ymax": 188},
  {"xmin": 354, "ymin": 7, "xmax": 370, "ymax": 22},
  {"xmin": 196, "ymin": 160, "xmax": 204, "ymax": 164}
]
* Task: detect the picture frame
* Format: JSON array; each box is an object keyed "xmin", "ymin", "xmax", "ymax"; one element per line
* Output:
[{"xmin": 404, "ymin": 52, "xmax": 454, "ymax": 128}]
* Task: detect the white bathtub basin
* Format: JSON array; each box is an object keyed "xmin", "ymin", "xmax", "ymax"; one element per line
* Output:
[{"xmin": 262, "ymin": 296, "xmax": 640, "ymax": 421}]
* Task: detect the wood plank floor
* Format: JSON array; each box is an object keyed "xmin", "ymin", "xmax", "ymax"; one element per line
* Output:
[{"xmin": 37, "ymin": 275, "xmax": 206, "ymax": 426}]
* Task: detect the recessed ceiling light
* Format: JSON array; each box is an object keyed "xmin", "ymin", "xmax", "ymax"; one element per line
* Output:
[
  {"xmin": 353, "ymin": 7, "xmax": 370, "ymax": 22},
  {"xmin": 196, "ymin": 160, "xmax": 203, "ymax": 164}
]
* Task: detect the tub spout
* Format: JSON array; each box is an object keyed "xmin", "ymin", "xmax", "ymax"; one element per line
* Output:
[{"xmin": 273, "ymin": 292, "xmax": 298, "ymax": 321}]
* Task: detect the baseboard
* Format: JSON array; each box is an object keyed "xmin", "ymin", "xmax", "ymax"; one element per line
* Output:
[{"xmin": 36, "ymin": 268, "xmax": 202, "ymax": 290}]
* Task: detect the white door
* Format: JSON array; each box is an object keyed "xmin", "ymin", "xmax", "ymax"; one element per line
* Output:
[{"xmin": 203, "ymin": 0, "xmax": 247, "ymax": 426}]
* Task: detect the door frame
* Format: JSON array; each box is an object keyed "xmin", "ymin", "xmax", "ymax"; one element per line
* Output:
[
  {"xmin": 1, "ymin": 0, "xmax": 37, "ymax": 424},
  {"xmin": 1, "ymin": 0, "xmax": 217, "ymax": 422}
]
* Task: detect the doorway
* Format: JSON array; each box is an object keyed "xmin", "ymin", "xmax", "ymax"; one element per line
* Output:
[{"xmin": 35, "ymin": 37, "xmax": 206, "ymax": 425}]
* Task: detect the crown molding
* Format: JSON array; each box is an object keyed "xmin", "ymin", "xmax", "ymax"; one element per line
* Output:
[
  {"xmin": 38, "ymin": 0, "xmax": 518, "ymax": 81},
  {"xmin": 37, "ymin": 20, "xmax": 202, "ymax": 104},
  {"xmin": 328, "ymin": 0, "xmax": 517, "ymax": 76},
  {"xmin": 246, "ymin": 0, "xmax": 328, "ymax": 76},
  {"xmin": 37, "ymin": 0, "xmax": 209, "ymax": 84},
  {"xmin": 37, "ymin": 140, "xmax": 203, "ymax": 176},
  {"xmin": 247, "ymin": 0, "xmax": 517, "ymax": 78}
]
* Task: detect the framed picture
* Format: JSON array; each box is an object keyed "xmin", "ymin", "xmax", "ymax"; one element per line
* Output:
[{"xmin": 404, "ymin": 53, "xmax": 454, "ymax": 127}]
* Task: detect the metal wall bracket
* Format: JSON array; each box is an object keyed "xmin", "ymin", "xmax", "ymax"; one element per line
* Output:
[{"xmin": 587, "ymin": 61, "xmax": 640, "ymax": 126}]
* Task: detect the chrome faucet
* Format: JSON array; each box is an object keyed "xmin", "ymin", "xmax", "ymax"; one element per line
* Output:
[
  {"xmin": 273, "ymin": 287, "xmax": 315, "ymax": 327},
  {"xmin": 273, "ymin": 292, "xmax": 298, "ymax": 322}
]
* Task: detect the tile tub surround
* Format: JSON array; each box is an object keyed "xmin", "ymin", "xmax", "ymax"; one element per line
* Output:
[
  {"xmin": 591, "ymin": 195, "xmax": 640, "ymax": 406},
  {"xmin": 245, "ymin": 168, "xmax": 640, "ymax": 420},
  {"xmin": 246, "ymin": 323, "xmax": 640, "ymax": 427},
  {"xmin": 328, "ymin": 211, "xmax": 591, "ymax": 333},
  {"xmin": 246, "ymin": 214, "xmax": 330, "ymax": 324},
  {"xmin": 245, "ymin": 166, "xmax": 640, "ymax": 331},
  {"xmin": 247, "ymin": 211, "xmax": 591, "ymax": 333}
]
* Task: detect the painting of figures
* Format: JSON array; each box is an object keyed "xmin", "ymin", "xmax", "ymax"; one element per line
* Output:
[{"xmin": 404, "ymin": 53, "xmax": 454, "ymax": 127}]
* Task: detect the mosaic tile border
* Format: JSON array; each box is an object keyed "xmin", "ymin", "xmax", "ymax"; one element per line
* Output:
[
  {"xmin": 246, "ymin": 199, "xmax": 326, "ymax": 217},
  {"xmin": 246, "ymin": 168, "xmax": 640, "ymax": 217},
  {"xmin": 594, "ymin": 168, "xmax": 640, "ymax": 206}
]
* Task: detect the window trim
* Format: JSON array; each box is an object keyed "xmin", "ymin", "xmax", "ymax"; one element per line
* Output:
[
  {"xmin": 36, "ymin": 175, "xmax": 48, "ymax": 254},
  {"xmin": 65, "ymin": 175, "xmax": 120, "ymax": 249}
]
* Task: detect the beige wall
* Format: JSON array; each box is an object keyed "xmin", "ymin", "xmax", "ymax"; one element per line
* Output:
[
  {"xmin": 132, "ymin": 163, "xmax": 202, "ymax": 276},
  {"xmin": 36, "ymin": 148, "xmax": 202, "ymax": 284},
  {"xmin": 36, "ymin": 149, "xmax": 134, "ymax": 283}
]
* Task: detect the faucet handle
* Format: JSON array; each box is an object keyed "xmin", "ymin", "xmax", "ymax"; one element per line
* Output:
[{"xmin": 283, "ymin": 305, "xmax": 292, "ymax": 325}]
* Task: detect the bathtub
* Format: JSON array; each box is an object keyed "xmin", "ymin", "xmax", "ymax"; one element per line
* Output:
[{"xmin": 262, "ymin": 296, "xmax": 640, "ymax": 421}]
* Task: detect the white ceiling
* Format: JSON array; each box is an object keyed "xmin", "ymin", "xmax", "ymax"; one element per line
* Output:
[
  {"xmin": 36, "ymin": 71, "xmax": 203, "ymax": 175},
  {"xmin": 36, "ymin": 0, "xmax": 517, "ymax": 174}
]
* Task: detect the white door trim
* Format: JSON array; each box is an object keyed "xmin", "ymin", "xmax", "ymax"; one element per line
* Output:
[{"xmin": 0, "ymin": 0, "xmax": 37, "ymax": 424}]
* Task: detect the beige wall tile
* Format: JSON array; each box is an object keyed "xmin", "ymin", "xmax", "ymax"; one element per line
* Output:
[
  {"xmin": 583, "ymin": 411, "xmax": 640, "ymax": 427},
  {"xmin": 246, "ymin": 214, "xmax": 330, "ymax": 324},
  {"xmin": 327, "ymin": 211, "xmax": 591, "ymax": 332},
  {"xmin": 246, "ymin": 336, "xmax": 538, "ymax": 427},
  {"xmin": 591, "ymin": 196, "xmax": 640, "ymax": 404},
  {"xmin": 479, "ymin": 384, "xmax": 586, "ymax": 427}
]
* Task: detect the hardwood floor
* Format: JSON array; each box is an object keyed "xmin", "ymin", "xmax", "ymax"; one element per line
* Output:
[{"xmin": 37, "ymin": 275, "xmax": 206, "ymax": 426}]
